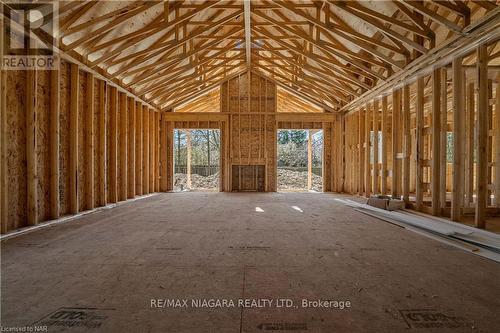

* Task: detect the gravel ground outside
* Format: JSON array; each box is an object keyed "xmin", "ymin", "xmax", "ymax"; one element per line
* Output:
[
  {"xmin": 173, "ymin": 169, "xmax": 322, "ymax": 192},
  {"xmin": 277, "ymin": 168, "xmax": 322, "ymax": 192},
  {"xmin": 174, "ymin": 172, "xmax": 220, "ymax": 191}
]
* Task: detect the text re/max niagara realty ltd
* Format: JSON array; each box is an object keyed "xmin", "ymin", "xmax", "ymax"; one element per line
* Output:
[{"xmin": 150, "ymin": 298, "xmax": 351, "ymax": 310}]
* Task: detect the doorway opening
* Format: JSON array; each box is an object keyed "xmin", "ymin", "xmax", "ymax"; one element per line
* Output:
[
  {"xmin": 277, "ymin": 129, "xmax": 323, "ymax": 192},
  {"xmin": 173, "ymin": 129, "xmax": 221, "ymax": 191}
]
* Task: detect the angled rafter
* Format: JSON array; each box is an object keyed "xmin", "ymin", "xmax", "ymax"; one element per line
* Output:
[
  {"xmin": 253, "ymin": 26, "xmax": 372, "ymax": 90},
  {"xmin": 26, "ymin": 0, "xmax": 485, "ymax": 113},
  {"xmin": 158, "ymin": 67, "xmax": 247, "ymax": 108},
  {"xmin": 329, "ymin": 0, "xmax": 429, "ymax": 54},
  {"xmin": 399, "ymin": 0, "xmax": 463, "ymax": 33},
  {"xmin": 252, "ymin": 67, "xmax": 339, "ymax": 110},
  {"xmin": 160, "ymin": 69, "xmax": 247, "ymax": 110},
  {"xmin": 59, "ymin": 1, "xmax": 99, "ymax": 32},
  {"xmin": 136, "ymin": 49, "xmax": 244, "ymax": 96},
  {"xmin": 102, "ymin": 9, "xmax": 243, "ymax": 69},
  {"xmin": 257, "ymin": 43, "xmax": 359, "ymax": 96},
  {"xmin": 254, "ymin": 53, "xmax": 349, "ymax": 103},
  {"xmin": 270, "ymin": 0, "xmax": 404, "ymax": 70},
  {"xmin": 253, "ymin": 62, "xmax": 341, "ymax": 106},
  {"xmin": 392, "ymin": 0, "xmax": 435, "ymax": 37},
  {"xmin": 63, "ymin": 1, "xmax": 159, "ymax": 51},
  {"xmin": 125, "ymin": 34, "xmax": 243, "ymax": 87},
  {"xmin": 254, "ymin": 50, "xmax": 356, "ymax": 99},
  {"xmin": 149, "ymin": 58, "xmax": 245, "ymax": 101},
  {"xmin": 62, "ymin": 1, "xmax": 151, "ymax": 36}
]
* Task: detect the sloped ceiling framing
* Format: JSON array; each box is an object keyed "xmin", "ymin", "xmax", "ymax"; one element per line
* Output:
[{"xmin": 5, "ymin": 0, "xmax": 498, "ymax": 112}]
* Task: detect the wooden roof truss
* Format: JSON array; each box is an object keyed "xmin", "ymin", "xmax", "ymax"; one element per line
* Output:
[{"xmin": 6, "ymin": 0, "xmax": 497, "ymax": 111}]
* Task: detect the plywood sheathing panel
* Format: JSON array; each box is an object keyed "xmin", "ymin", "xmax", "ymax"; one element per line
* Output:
[
  {"xmin": 6, "ymin": 70, "xmax": 27, "ymax": 229},
  {"xmin": 93, "ymin": 79, "xmax": 101, "ymax": 207},
  {"xmin": 59, "ymin": 62, "xmax": 71, "ymax": 215},
  {"xmin": 116, "ymin": 92, "xmax": 122, "ymax": 200},
  {"xmin": 135, "ymin": 102, "xmax": 143, "ymax": 195},
  {"xmin": 36, "ymin": 71, "xmax": 51, "ymax": 222},
  {"xmin": 128, "ymin": 97, "xmax": 136, "ymax": 199},
  {"xmin": 78, "ymin": 70, "xmax": 87, "ymax": 211},
  {"xmin": 265, "ymin": 115, "xmax": 277, "ymax": 192},
  {"xmin": 2, "ymin": 59, "xmax": 164, "ymax": 232},
  {"xmin": 143, "ymin": 105, "xmax": 149, "ymax": 194},
  {"xmin": 221, "ymin": 72, "xmax": 335, "ymax": 191},
  {"xmin": 148, "ymin": 109, "xmax": 154, "ymax": 192},
  {"xmin": 119, "ymin": 92, "xmax": 128, "ymax": 202},
  {"xmin": 222, "ymin": 72, "xmax": 278, "ymax": 191},
  {"xmin": 84, "ymin": 73, "xmax": 95, "ymax": 211},
  {"xmin": 108, "ymin": 87, "xmax": 118, "ymax": 203},
  {"xmin": 106, "ymin": 88, "xmax": 112, "ymax": 202}
]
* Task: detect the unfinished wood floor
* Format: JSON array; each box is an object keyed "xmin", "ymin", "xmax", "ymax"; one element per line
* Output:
[{"xmin": 1, "ymin": 193, "xmax": 499, "ymax": 332}]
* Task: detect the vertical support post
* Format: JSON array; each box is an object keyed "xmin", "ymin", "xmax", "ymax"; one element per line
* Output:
[
  {"xmin": 432, "ymin": 68, "xmax": 441, "ymax": 216},
  {"xmin": 440, "ymin": 68, "xmax": 448, "ymax": 211},
  {"xmin": 0, "ymin": 0, "xmax": 7, "ymax": 232},
  {"xmin": 308, "ymin": 129, "xmax": 313, "ymax": 191},
  {"xmin": 351, "ymin": 116, "xmax": 355, "ymax": 192},
  {"xmin": 220, "ymin": 121, "xmax": 226, "ymax": 191},
  {"xmin": 150, "ymin": 109, "xmax": 155, "ymax": 192},
  {"xmin": 69, "ymin": 64, "xmax": 79, "ymax": 214},
  {"xmin": 128, "ymin": 97, "xmax": 136, "ymax": 199},
  {"xmin": 167, "ymin": 122, "xmax": 174, "ymax": 191},
  {"xmin": 186, "ymin": 129, "xmax": 192, "ymax": 189},
  {"xmin": 487, "ymin": 80, "xmax": 493, "ymax": 207},
  {"xmin": 155, "ymin": 112, "xmax": 160, "ymax": 192},
  {"xmin": 340, "ymin": 114, "xmax": 345, "ymax": 193},
  {"xmin": 164, "ymin": 0, "xmax": 170, "ymax": 21},
  {"xmin": 143, "ymin": 105, "xmax": 149, "ymax": 194},
  {"xmin": 153, "ymin": 111, "xmax": 160, "ymax": 192},
  {"xmin": 381, "ymin": 95, "xmax": 388, "ymax": 194},
  {"xmin": 402, "ymin": 85, "xmax": 411, "ymax": 204},
  {"xmin": 119, "ymin": 92, "xmax": 128, "ymax": 201},
  {"xmin": 372, "ymin": 99, "xmax": 379, "ymax": 194},
  {"xmin": 365, "ymin": 102, "xmax": 371, "ymax": 197},
  {"xmin": 416, "ymin": 77, "xmax": 424, "ymax": 211},
  {"xmin": 160, "ymin": 113, "xmax": 168, "ymax": 192},
  {"xmin": 452, "ymin": 56, "xmax": 465, "ymax": 222},
  {"xmin": 136, "ymin": 102, "xmax": 143, "ymax": 195},
  {"xmin": 85, "ymin": 73, "xmax": 94, "ymax": 210},
  {"xmin": 392, "ymin": 89, "xmax": 401, "ymax": 198},
  {"xmin": 476, "ymin": 45, "xmax": 488, "ymax": 227},
  {"xmin": 358, "ymin": 109, "xmax": 364, "ymax": 195},
  {"xmin": 466, "ymin": 82, "xmax": 475, "ymax": 205},
  {"xmin": 495, "ymin": 77, "xmax": 500, "ymax": 207},
  {"xmin": 26, "ymin": 69, "xmax": 38, "ymax": 225},
  {"xmin": 50, "ymin": 65, "xmax": 60, "ymax": 219},
  {"xmin": 98, "ymin": 80, "xmax": 106, "ymax": 206},
  {"xmin": 0, "ymin": 48, "xmax": 7, "ymax": 232},
  {"xmin": 109, "ymin": 86, "xmax": 118, "ymax": 203},
  {"xmin": 355, "ymin": 115, "xmax": 359, "ymax": 193}
]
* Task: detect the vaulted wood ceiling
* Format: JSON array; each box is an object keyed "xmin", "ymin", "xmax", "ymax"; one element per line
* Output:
[{"xmin": 20, "ymin": 0, "xmax": 500, "ymax": 111}]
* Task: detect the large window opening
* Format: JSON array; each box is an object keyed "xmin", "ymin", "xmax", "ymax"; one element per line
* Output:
[
  {"xmin": 277, "ymin": 129, "xmax": 323, "ymax": 192},
  {"xmin": 173, "ymin": 129, "xmax": 220, "ymax": 192}
]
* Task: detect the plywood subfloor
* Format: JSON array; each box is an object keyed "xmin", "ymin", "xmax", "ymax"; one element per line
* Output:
[{"xmin": 1, "ymin": 193, "xmax": 499, "ymax": 332}]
